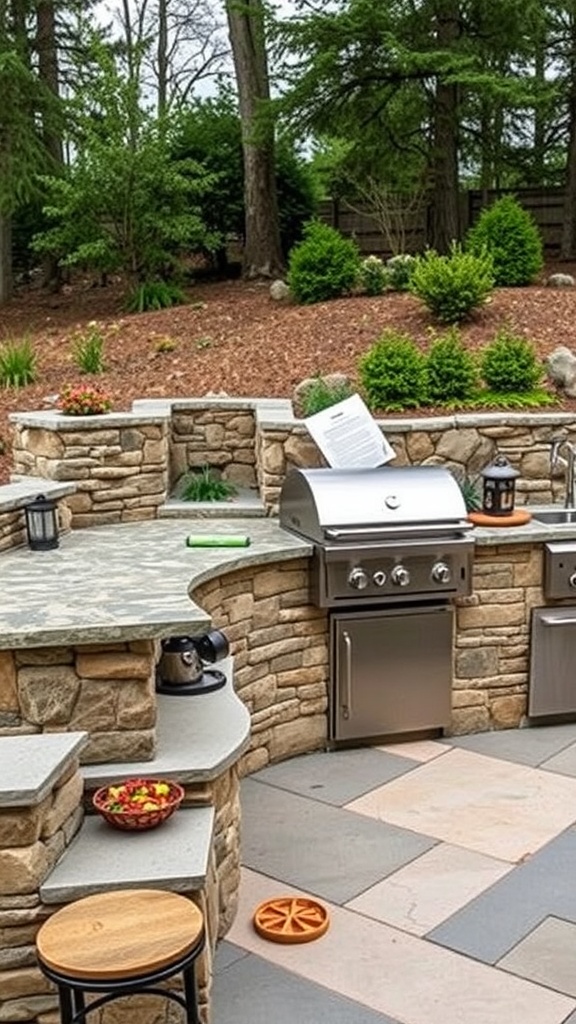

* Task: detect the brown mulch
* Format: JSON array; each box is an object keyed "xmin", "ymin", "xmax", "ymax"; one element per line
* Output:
[{"xmin": 2, "ymin": 265, "xmax": 576, "ymax": 484}]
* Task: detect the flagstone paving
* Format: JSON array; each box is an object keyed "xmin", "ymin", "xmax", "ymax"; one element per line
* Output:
[{"xmin": 214, "ymin": 724, "xmax": 576, "ymax": 1024}]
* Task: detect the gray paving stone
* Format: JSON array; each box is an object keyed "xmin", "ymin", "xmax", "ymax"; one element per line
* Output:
[
  {"xmin": 428, "ymin": 826, "xmax": 576, "ymax": 964},
  {"xmin": 498, "ymin": 916, "xmax": 576, "ymax": 996},
  {"xmin": 252, "ymin": 748, "xmax": 418, "ymax": 806},
  {"xmin": 443, "ymin": 723, "xmax": 576, "ymax": 766},
  {"xmin": 213, "ymin": 943, "xmax": 401, "ymax": 1024},
  {"xmin": 540, "ymin": 743, "xmax": 576, "ymax": 778},
  {"xmin": 240, "ymin": 778, "xmax": 436, "ymax": 905}
]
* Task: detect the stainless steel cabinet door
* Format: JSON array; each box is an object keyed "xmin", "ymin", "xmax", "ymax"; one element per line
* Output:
[
  {"xmin": 331, "ymin": 605, "xmax": 453, "ymax": 741},
  {"xmin": 530, "ymin": 607, "xmax": 576, "ymax": 717}
]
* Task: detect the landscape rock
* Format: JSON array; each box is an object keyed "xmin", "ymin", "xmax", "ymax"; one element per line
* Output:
[
  {"xmin": 546, "ymin": 273, "xmax": 575, "ymax": 288},
  {"xmin": 292, "ymin": 373, "xmax": 352, "ymax": 418},
  {"xmin": 546, "ymin": 345, "xmax": 576, "ymax": 397},
  {"xmin": 269, "ymin": 280, "xmax": 291, "ymax": 301}
]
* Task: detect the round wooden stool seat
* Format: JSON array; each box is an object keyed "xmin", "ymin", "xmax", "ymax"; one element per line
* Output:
[{"xmin": 37, "ymin": 889, "xmax": 203, "ymax": 981}]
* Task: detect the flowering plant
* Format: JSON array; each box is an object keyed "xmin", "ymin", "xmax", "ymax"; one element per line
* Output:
[
  {"xmin": 59, "ymin": 383, "xmax": 112, "ymax": 416},
  {"xmin": 358, "ymin": 254, "xmax": 389, "ymax": 296}
]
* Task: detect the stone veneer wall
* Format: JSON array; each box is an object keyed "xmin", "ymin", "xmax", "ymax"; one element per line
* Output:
[
  {"xmin": 0, "ymin": 758, "xmax": 84, "ymax": 1024},
  {"xmin": 170, "ymin": 405, "xmax": 257, "ymax": 490},
  {"xmin": 11, "ymin": 417, "xmax": 169, "ymax": 528},
  {"xmin": 453, "ymin": 544, "xmax": 542, "ymax": 733},
  {"xmin": 193, "ymin": 558, "xmax": 329, "ymax": 773},
  {"xmin": 256, "ymin": 413, "xmax": 576, "ymax": 513},
  {"xmin": 0, "ymin": 643, "xmax": 157, "ymax": 764},
  {"xmin": 9, "ymin": 404, "xmax": 576, "ymax": 527}
]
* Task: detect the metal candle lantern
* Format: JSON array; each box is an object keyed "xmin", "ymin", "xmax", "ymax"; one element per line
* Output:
[
  {"xmin": 481, "ymin": 455, "xmax": 519, "ymax": 517},
  {"xmin": 24, "ymin": 494, "xmax": 59, "ymax": 550}
]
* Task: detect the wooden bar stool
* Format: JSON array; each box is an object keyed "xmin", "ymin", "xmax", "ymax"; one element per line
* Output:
[{"xmin": 35, "ymin": 889, "xmax": 205, "ymax": 1024}]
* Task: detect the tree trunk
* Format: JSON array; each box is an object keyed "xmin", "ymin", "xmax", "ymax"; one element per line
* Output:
[
  {"xmin": 157, "ymin": 0, "xmax": 168, "ymax": 116},
  {"xmin": 561, "ymin": 9, "xmax": 576, "ymax": 259},
  {"xmin": 429, "ymin": 2, "xmax": 460, "ymax": 253},
  {"xmin": 36, "ymin": 0, "xmax": 63, "ymax": 290},
  {"xmin": 225, "ymin": 0, "xmax": 283, "ymax": 279},
  {"xmin": 0, "ymin": 214, "xmax": 12, "ymax": 304}
]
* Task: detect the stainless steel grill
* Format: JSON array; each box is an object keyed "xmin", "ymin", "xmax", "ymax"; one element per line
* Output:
[
  {"xmin": 279, "ymin": 466, "xmax": 474, "ymax": 607},
  {"xmin": 279, "ymin": 465, "xmax": 475, "ymax": 744}
]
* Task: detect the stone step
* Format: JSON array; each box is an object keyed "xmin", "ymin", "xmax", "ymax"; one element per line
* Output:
[
  {"xmin": 159, "ymin": 488, "xmax": 266, "ymax": 519},
  {"xmin": 40, "ymin": 805, "xmax": 214, "ymax": 905}
]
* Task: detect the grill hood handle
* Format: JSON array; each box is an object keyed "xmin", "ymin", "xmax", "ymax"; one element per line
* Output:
[{"xmin": 325, "ymin": 522, "xmax": 473, "ymax": 541}]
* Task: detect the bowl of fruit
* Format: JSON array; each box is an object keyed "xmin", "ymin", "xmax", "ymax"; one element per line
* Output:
[{"xmin": 92, "ymin": 778, "xmax": 185, "ymax": 831}]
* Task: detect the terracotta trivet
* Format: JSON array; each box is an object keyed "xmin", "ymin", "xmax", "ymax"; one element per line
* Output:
[
  {"xmin": 468, "ymin": 510, "xmax": 532, "ymax": 527},
  {"xmin": 252, "ymin": 897, "xmax": 330, "ymax": 944}
]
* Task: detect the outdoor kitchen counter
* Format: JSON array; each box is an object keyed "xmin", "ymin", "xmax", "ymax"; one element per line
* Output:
[
  {"xmin": 470, "ymin": 507, "xmax": 576, "ymax": 545},
  {"xmin": 0, "ymin": 517, "xmax": 311, "ymax": 649}
]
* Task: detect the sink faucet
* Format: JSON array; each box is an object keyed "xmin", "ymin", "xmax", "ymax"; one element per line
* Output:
[{"xmin": 551, "ymin": 438, "xmax": 576, "ymax": 508}]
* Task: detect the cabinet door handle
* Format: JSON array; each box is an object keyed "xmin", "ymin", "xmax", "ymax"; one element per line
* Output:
[
  {"xmin": 341, "ymin": 630, "xmax": 353, "ymax": 719},
  {"xmin": 540, "ymin": 616, "xmax": 576, "ymax": 626}
]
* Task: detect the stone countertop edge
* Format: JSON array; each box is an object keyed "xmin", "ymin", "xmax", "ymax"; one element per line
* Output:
[
  {"xmin": 82, "ymin": 658, "xmax": 251, "ymax": 786},
  {"xmin": 0, "ymin": 732, "xmax": 88, "ymax": 807},
  {"xmin": 0, "ymin": 518, "xmax": 312, "ymax": 650}
]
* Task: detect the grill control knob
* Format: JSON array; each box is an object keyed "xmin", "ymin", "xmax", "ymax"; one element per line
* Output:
[
  {"xmin": 348, "ymin": 567, "xmax": 369, "ymax": 590},
  {"xmin": 432, "ymin": 562, "xmax": 451, "ymax": 585},
  {"xmin": 372, "ymin": 570, "xmax": 387, "ymax": 587},
  {"xmin": 569, "ymin": 572, "xmax": 576, "ymax": 589},
  {"xmin": 391, "ymin": 565, "xmax": 410, "ymax": 587}
]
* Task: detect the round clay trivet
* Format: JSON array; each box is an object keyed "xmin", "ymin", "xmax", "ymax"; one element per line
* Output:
[
  {"xmin": 252, "ymin": 897, "xmax": 329, "ymax": 944},
  {"xmin": 468, "ymin": 510, "xmax": 532, "ymax": 527}
]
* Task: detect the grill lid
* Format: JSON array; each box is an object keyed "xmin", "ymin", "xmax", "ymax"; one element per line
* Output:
[{"xmin": 279, "ymin": 466, "xmax": 469, "ymax": 543}]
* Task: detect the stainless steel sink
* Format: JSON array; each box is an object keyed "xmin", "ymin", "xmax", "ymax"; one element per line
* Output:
[{"xmin": 531, "ymin": 509, "xmax": 576, "ymax": 525}]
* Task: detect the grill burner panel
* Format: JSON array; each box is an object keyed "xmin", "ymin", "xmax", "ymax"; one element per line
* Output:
[{"xmin": 315, "ymin": 543, "xmax": 472, "ymax": 607}]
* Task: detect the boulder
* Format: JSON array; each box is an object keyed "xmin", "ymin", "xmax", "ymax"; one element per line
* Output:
[
  {"xmin": 292, "ymin": 373, "xmax": 353, "ymax": 419},
  {"xmin": 546, "ymin": 273, "xmax": 575, "ymax": 288},
  {"xmin": 546, "ymin": 346, "xmax": 576, "ymax": 397},
  {"xmin": 270, "ymin": 280, "xmax": 291, "ymax": 302}
]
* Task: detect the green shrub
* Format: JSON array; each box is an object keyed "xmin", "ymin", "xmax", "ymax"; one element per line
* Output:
[
  {"xmin": 299, "ymin": 375, "xmax": 355, "ymax": 416},
  {"xmin": 72, "ymin": 326, "xmax": 105, "ymax": 374},
  {"xmin": 0, "ymin": 339, "xmax": 36, "ymax": 387},
  {"xmin": 287, "ymin": 221, "xmax": 361, "ymax": 304},
  {"xmin": 359, "ymin": 330, "xmax": 428, "ymax": 411},
  {"xmin": 466, "ymin": 195, "xmax": 543, "ymax": 286},
  {"xmin": 358, "ymin": 255, "xmax": 388, "ymax": 296},
  {"xmin": 181, "ymin": 465, "xmax": 238, "ymax": 502},
  {"xmin": 480, "ymin": 328, "xmax": 543, "ymax": 393},
  {"xmin": 410, "ymin": 243, "xmax": 494, "ymax": 323},
  {"xmin": 386, "ymin": 253, "xmax": 416, "ymax": 291},
  {"xmin": 127, "ymin": 280, "xmax": 187, "ymax": 313},
  {"xmin": 426, "ymin": 329, "xmax": 479, "ymax": 406}
]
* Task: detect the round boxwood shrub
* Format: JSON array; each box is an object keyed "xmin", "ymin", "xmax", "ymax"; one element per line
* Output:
[
  {"xmin": 409, "ymin": 243, "xmax": 494, "ymax": 323},
  {"xmin": 480, "ymin": 328, "xmax": 543, "ymax": 393},
  {"xmin": 426, "ymin": 329, "xmax": 479, "ymax": 405},
  {"xmin": 287, "ymin": 221, "xmax": 361, "ymax": 304},
  {"xmin": 466, "ymin": 195, "xmax": 543, "ymax": 286},
  {"xmin": 359, "ymin": 330, "xmax": 428, "ymax": 411}
]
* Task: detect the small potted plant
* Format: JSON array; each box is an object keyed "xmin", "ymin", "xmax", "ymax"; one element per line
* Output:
[{"xmin": 59, "ymin": 383, "xmax": 112, "ymax": 416}]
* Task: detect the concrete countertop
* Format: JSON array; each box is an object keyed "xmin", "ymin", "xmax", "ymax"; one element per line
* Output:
[{"xmin": 0, "ymin": 517, "xmax": 311, "ymax": 649}]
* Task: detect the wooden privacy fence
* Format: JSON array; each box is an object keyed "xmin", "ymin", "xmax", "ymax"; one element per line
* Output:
[{"xmin": 318, "ymin": 186, "xmax": 567, "ymax": 258}]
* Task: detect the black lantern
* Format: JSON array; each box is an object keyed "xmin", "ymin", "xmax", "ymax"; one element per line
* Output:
[
  {"xmin": 481, "ymin": 455, "xmax": 519, "ymax": 517},
  {"xmin": 24, "ymin": 494, "xmax": 59, "ymax": 550}
]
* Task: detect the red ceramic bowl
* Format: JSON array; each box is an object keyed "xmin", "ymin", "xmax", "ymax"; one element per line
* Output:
[{"xmin": 92, "ymin": 778, "xmax": 185, "ymax": 831}]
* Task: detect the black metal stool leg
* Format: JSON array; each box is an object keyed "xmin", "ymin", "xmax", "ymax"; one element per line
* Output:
[
  {"xmin": 182, "ymin": 963, "xmax": 200, "ymax": 1024},
  {"xmin": 71, "ymin": 986, "xmax": 86, "ymax": 1022},
  {"xmin": 57, "ymin": 984, "xmax": 75, "ymax": 1024}
]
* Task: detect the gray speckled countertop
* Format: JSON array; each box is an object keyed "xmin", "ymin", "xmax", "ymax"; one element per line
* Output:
[
  {"xmin": 3, "ymin": 509, "xmax": 576, "ymax": 650},
  {"xmin": 0, "ymin": 517, "xmax": 311, "ymax": 649}
]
